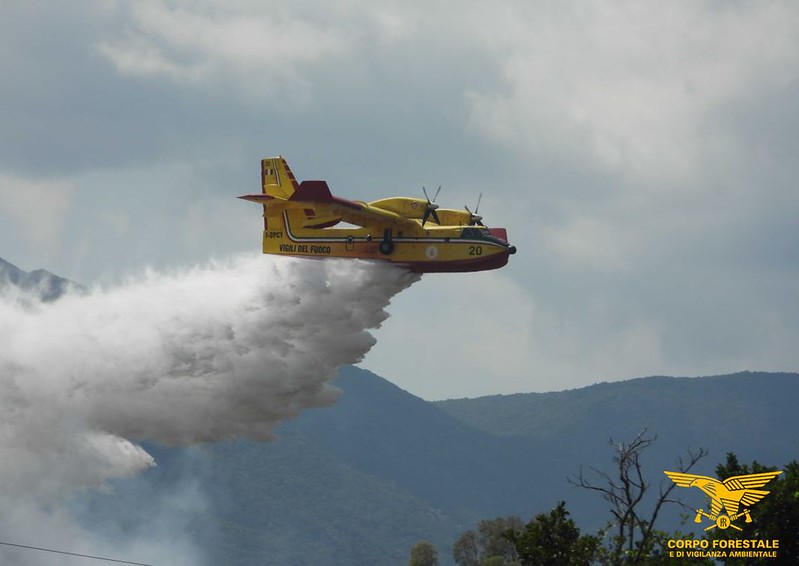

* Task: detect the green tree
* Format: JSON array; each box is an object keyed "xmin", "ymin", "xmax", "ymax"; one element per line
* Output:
[
  {"xmin": 453, "ymin": 529, "xmax": 480, "ymax": 566},
  {"xmin": 705, "ymin": 453, "xmax": 799, "ymax": 565},
  {"xmin": 409, "ymin": 540, "xmax": 439, "ymax": 566},
  {"xmin": 453, "ymin": 516, "xmax": 523, "ymax": 566},
  {"xmin": 504, "ymin": 501, "xmax": 599, "ymax": 566}
]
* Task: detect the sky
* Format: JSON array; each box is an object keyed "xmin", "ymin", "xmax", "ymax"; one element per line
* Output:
[{"xmin": 2, "ymin": 0, "xmax": 798, "ymax": 400}]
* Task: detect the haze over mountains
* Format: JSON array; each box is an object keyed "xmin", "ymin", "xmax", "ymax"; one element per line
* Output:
[
  {"xmin": 0, "ymin": 257, "xmax": 81, "ymax": 302},
  {"xmin": 2, "ymin": 257, "xmax": 797, "ymax": 565}
]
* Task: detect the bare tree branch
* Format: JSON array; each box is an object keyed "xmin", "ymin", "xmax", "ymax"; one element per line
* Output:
[{"xmin": 569, "ymin": 429, "xmax": 708, "ymax": 565}]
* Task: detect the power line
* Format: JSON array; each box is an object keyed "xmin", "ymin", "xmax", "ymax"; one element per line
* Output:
[{"xmin": 0, "ymin": 540, "xmax": 153, "ymax": 565}]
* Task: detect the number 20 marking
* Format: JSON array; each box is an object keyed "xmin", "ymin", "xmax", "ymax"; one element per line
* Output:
[{"xmin": 468, "ymin": 245, "xmax": 483, "ymax": 256}]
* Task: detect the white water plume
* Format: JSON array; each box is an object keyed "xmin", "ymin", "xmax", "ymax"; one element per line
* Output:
[{"xmin": 0, "ymin": 254, "xmax": 418, "ymax": 502}]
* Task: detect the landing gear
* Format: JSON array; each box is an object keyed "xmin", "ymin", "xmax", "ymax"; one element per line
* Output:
[{"xmin": 379, "ymin": 228, "xmax": 394, "ymax": 255}]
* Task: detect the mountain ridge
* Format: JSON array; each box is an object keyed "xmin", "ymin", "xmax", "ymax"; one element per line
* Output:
[{"xmin": 0, "ymin": 256, "xmax": 82, "ymax": 301}]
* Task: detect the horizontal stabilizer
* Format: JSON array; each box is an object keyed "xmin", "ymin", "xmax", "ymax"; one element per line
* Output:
[{"xmin": 238, "ymin": 194, "xmax": 277, "ymax": 203}]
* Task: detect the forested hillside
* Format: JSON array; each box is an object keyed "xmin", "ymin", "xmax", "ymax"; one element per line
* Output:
[{"xmin": 74, "ymin": 367, "xmax": 799, "ymax": 565}]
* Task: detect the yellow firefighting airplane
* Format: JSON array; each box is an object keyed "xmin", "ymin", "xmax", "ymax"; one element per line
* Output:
[{"xmin": 238, "ymin": 156, "xmax": 516, "ymax": 273}]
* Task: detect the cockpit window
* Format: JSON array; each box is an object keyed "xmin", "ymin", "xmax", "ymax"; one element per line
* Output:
[{"xmin": 462, "ymin": 227, "xmax": 492, "ymax": 239}]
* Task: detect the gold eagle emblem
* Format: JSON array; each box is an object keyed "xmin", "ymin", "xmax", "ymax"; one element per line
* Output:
[{"xmin": 664, "ymin": 470, "xmax": 782, "ymax": 531}]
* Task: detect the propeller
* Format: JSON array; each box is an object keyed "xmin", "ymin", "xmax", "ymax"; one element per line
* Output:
[
  {"xmin": 464, "ymin": 193, "xmax": 484, "ymax": 226},
  {"xmin": 421, "ymin": 185, "xmax": 441, "ymax": 226}
]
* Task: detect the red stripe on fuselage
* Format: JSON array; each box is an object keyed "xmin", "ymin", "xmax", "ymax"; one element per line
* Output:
[{"xmin": 401, "ymin": 250, "xmax": 511, "ymax": 273}]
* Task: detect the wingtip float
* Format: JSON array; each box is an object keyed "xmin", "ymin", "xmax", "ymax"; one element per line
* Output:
[{"xmin": 239, "ymin": 156, "xmax": 516, "ymax": 273}]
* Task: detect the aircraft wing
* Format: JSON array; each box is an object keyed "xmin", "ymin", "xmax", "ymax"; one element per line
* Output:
[
  {"xmin": 287, "ymin": 180, "xmax": 415, "ymax": 227},
  {"xmin": 330, "ymin": 200, "xmax": 409, "ymax": 226},
  {"xmin": 240, "ymin": 179, "xmax": 417, "ymax": 227}
]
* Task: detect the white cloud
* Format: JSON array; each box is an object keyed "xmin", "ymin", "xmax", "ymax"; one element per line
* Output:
[
  {"xmin": 464, "ymin": 1, "xmax": 799, "ymax": 183},
  {"xmin": 0, "ymin": 175, "xmax": 72, "ymax": 246},
  {"xmin": 97, "ymin": 1, "xmax": 351, "ymax": 105},
  {"xmin": 546, "ymin": 211, "xmax": 630, "ymax": 272}
]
